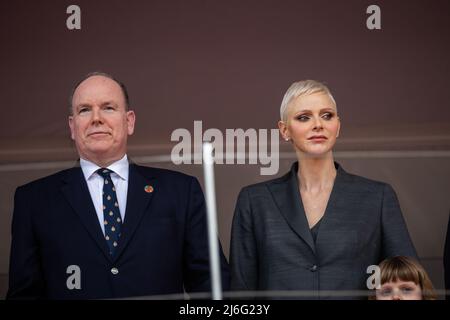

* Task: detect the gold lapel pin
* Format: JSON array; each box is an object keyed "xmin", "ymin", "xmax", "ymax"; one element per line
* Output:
[{"xmin": 144, "ymin": 185, "xmax": 154, "ymax": 193}]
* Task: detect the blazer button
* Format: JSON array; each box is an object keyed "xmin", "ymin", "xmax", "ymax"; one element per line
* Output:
[
  {"xmin": 310, "ymin": 265, "xmax": 318, "ymax": 272},
  {"xmin": 111, "ymin": 267, "xmax": 119, "ymax": 275}
]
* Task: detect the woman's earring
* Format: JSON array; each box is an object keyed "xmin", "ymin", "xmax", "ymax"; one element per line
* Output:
[{"xmin": 285, "ymin": 138, "xmax": 290, "ymax": 142}]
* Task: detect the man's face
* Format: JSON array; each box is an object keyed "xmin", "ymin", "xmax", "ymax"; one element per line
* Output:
[{"xmin": 69, "ymin": 75, "xmax": 135, "ymax": 166}]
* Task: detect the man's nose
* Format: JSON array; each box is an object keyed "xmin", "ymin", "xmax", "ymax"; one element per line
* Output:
[{"xmin": 91, "ymin": 108, "xmax": 103, "ymax": 124}]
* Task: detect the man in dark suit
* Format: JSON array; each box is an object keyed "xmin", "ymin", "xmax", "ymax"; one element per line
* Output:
[{"xmin": 7, "ymin": 72, "xmax": 230, "ymax": 299}]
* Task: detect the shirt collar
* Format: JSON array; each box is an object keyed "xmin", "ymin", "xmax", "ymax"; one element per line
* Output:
[{"xmin": 80, "ymin": 154, "xmax": 129, "ymax": 181}]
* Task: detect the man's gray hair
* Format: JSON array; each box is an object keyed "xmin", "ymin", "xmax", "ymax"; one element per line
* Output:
[{"xmin": 279, "ymin": 80, "xmax": 336, "ymax": 122}]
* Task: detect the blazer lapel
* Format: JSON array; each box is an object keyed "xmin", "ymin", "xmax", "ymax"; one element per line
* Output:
[
  {"xmin": 315, "ymin": 163, "xmax": 353, "ymax": 241},
  {"xmin": 268, "ymin": 163, "xmax": 316, "ymax": 254},
  {"xmin": 61, "ymin": 167, "xmax": 112, "ymax": 261},
  {"xmin": 113, "ymin": 164, "xmax": 155, "ymax": 261}
]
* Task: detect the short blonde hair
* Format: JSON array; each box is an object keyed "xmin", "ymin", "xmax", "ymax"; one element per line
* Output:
[{"xmin": 279, "ymin": 80, "xmax": 336, "ymax": 122}]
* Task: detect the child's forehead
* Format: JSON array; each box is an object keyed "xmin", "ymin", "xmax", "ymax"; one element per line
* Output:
[{"xmin": 381, "ymin": 278, "xmax": 419, "ymax": 286}]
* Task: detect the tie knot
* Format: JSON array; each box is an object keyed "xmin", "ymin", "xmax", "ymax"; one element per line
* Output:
[{"xmin": 97, "ymin": 168, "xmax": 113, "ymax": 179}]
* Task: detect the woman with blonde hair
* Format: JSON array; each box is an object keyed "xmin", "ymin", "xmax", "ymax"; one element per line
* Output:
[{"xmin": 230, "ymin": 80, "xmax": 417, "ymax": 299}]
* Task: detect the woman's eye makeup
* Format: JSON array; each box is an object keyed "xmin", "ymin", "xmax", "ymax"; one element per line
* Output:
[
  {"xmin": 321, "ymin": 112, "xmax": 334, "ymax": 120},
  {"xmin": 294, "ymin": 111, "xmax": 335, "ymax": 121},
  {"xmin": 297, "ymin": 115, "xmax": 310, "ymax": 121}
]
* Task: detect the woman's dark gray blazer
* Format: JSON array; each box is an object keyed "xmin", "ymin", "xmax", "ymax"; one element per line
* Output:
[{"xmin": 230, "ymin": 162, "xmax": 417, "ymax": 299}]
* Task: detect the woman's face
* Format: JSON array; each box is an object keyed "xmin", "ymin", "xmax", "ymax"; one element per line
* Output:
[
  {"xmin": 279, "ymin": 92, "xmax": 340, "ymax": 157},
  {"xmin": 376, "ymin": 280, "xmax": 423, "ymax": 300}
]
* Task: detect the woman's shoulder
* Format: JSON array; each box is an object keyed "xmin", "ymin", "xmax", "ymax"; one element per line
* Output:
[
  {"xmin": 237, "ymin": 163, "xmax": 396, "ymax": 196},
  {"xmin": 339, "ymin": 165, "xmax": 393, "ymax": 193},
  {"xmin": 237, "ymin": 170, "xmax": 292, "ymax": 195}
]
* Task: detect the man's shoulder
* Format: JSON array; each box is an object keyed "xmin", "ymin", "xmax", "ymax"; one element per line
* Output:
[
  {"xmin": 132, "ymin": 164, "xmax": 197, "ymax": 183},
  {"xmin": 16, "ymin": 167, "xmax": 79, "ymax": 192}
]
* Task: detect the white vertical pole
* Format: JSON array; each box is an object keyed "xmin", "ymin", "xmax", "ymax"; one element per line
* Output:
[{"xmin": 202, "ymin": 142, "xmax": 223, "ymax": 300}]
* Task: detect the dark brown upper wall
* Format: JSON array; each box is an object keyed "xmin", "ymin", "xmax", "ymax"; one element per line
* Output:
[{"xmin": 0, "ymin": 0, "xmax": 449, "ymax": 156}]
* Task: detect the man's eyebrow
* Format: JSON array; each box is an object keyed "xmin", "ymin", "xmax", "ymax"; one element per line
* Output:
[
  {"xmin": 100, "ymin": 101, "xmax": 118, "ymax": 106},
  {"xmin": 74, "ymin": 101, "xmax": 118, "ymax": 109},
  {"xmin": 75, "ymin": 103, "xmax": 91, "ymax": 110}
]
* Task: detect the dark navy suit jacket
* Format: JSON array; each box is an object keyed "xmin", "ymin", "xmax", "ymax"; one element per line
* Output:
[{"xmin": 7, "ymin": 164, "xmax": 230, "ymax": 299}]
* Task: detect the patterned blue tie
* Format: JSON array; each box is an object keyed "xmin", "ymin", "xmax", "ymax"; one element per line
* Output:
[{"xmin": 97, "ymin": 168, "xmax": 122, "ymax": 255}]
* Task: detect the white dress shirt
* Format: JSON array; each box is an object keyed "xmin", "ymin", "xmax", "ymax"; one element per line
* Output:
[{"xmin": 80, "ymin": 155, "xmax": 129, "ymax": 235}]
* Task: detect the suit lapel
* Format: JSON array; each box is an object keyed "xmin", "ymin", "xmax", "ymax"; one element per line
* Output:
[
  {"xmin": 268, "ymin": 163, "xmax": 316, "ymax": 254},
  {"xmin": 113, "ymin": 164, "xmax": 155, "ymax": 261},
  {"xmin": 315, "ymin": 164, "xmax": 352, "ymax": 243},
  {"xmin": 61, "ymin": 167, "xmax": 112, "ymax": 261}
]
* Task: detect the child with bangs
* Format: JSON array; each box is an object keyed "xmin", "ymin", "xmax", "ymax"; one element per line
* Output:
[{"xmin": 371, "ymin": 256, "xmax": 437, "ymax": 300}]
